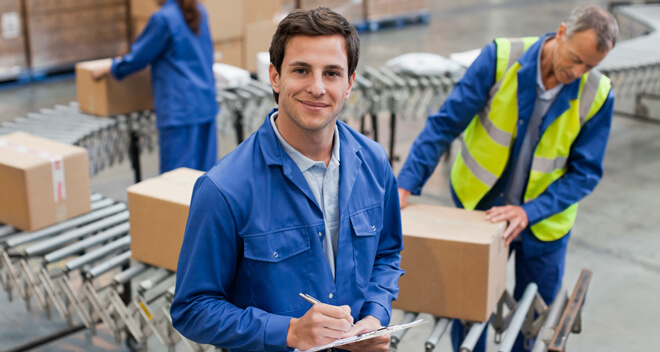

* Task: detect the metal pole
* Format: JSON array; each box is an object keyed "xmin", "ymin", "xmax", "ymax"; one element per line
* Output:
[
  {"xmin": 459, "ymin": 321, "xmax": 488, "ymax": 352},
  {"xmin": 498, "ymin": 283, "xmax": 539, "ymax": 352}
]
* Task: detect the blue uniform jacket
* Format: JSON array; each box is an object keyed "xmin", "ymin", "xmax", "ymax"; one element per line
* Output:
[
  {"xmin": 111, "ymin": 0, "xmax": 218, "ymax": 128},
  {"xmin": 171, "ymin": 110, "xmax": 404, "ymax": 351},
  {"xmin": 398, "ymin": 34, "xmax": 614, "ymax": 258}
]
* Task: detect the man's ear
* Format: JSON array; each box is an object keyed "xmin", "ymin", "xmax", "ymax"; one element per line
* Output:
[
  {"xmin": 557, "ymin": 22, "xmax": 567, "ymax": 41},
  {"xmin": 345, "ymin": 71, "xmax": 356, "ymax": 99},
  {"xmin": 269, "ymin": 63, "xmax": 280, "ymax": 94}
]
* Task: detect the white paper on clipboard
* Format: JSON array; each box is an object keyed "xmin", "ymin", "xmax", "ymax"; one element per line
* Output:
[{"xmin": 294, "ymin": 319, "xmax": 427, "ymax": 352}]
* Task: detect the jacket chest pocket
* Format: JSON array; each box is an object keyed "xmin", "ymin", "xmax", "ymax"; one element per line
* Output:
[
  {"xmin": 243, "ymin": 228, "xmax": 313, "ymax": 314},
  {"xmin": 350, "ymin": 206, "xmax": 382, "ymax": 288}
]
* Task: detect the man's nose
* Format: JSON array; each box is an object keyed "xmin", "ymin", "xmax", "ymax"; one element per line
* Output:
[{"xmin": 307, "ymin": 73, "xmax": 326, "ymax": 96}]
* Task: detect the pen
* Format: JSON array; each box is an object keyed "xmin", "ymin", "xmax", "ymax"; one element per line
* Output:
[{"xmin": 299, "ymin": 293, "xmax": 354, "ymax": 326}]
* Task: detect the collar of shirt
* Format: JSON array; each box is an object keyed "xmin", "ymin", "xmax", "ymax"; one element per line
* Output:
[
  {"xmin": 269, "ymin": 111, "xmax": 340, "ymax": 173},
  {"xmin": 536, "ymin": 35, "xmax": 564, "ymax": 101}
]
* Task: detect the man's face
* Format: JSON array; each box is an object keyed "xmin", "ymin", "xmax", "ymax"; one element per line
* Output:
[
  {"xmin": 552, "ymin": 23, "xmax": 611, "ymax": 84},
  {"xmin": 269, "ymin": 35, "xmax": 355, "ymax": 134}
]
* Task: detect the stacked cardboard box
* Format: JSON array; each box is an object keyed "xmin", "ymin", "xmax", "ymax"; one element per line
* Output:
[
  {"xmin": 0, "ymin": 0, "xmax": 28, "ymax": 80},
  {"xmin": 0, "ymin": 132, "xmax": 91, "ymax": 232},
  {"xmin": 25, "ymin": 0, "xmax": 129, "ymax": 71},
  {"xmin": 393, "ymin": 204, "xmax": 507, "ymax": 322},
  {"xmin": 127, "ymin": 168, "xmax": 204, "ymax": 271},
  {"xmin": 129, "ymin": 0, "xmax": 282, "ymax": 72},
  {"xmin": 364, "ymin": 0, "xmax": 429, "ymax": 21},
  {"xmin": 298, "ymin": 0, "xmax": 365, "ymax": 25}
]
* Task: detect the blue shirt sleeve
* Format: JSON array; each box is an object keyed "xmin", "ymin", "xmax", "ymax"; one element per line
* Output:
[
  {"xmin": 170, "ymin": 176, "xmax": 291, "ymax": 351},
  {"xmin": 397, "ymin": 43, "xmax": 497, "ymax": 195},
  {"xmin": 522, "ymin": 90, "xmax": 614, "ymax": 225},
  {"xmin": 360, "ymin": 155, "xmax": 405, "ymax": 326},
  {"xmin": 111, "ymin": 13, "xmax": 170, "ymax": 80}
]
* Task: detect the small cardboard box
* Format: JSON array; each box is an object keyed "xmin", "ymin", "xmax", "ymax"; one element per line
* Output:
[
  {"xmin": 214, "ymin": 38, "xmax": 244, "ymax": 68},
  {"xmin": 76, "ymin": 58, "xmax": 154, "ymax": 117},
  {"xmin": 127, "ymin": 168, "xmax": 204, "ymax": 271},
  {"xmin": 393, "ymin": 204, "xmax": 507, "ymax": 322},
  {"xmin": 0, "ymin": 132, "xmax": 91, "ymax": 232}
]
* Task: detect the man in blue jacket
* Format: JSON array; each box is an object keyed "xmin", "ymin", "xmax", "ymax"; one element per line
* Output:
[
  {"xmin": 397, "ymin": 5, "xmax": 618, "ymax": 352},
  {"xmin": 171, "ymin": 8, "xmax": 404, "ymax": 352}
]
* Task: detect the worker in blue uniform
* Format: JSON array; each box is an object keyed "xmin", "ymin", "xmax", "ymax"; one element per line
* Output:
[
  {"xmin": 92, "ymin": 0, "xmax": 218, "ymax": 173},
  {"xmin": 397, "ymin": 6, "xmax": 618, "ymax": 352},
  {"xmin": 170, "ymin": 8, "xmax": 404, "ymax": 352}
]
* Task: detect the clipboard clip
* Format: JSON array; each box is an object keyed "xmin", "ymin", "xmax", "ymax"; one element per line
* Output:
[{"xmin": 355, "ymin": 326, "xmax": 389, "ymax": 341}]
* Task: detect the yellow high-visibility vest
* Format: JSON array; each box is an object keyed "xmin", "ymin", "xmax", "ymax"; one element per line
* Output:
[{"xmin": 450, "ymin": 37, "xmax": 611, "ymax": 241}]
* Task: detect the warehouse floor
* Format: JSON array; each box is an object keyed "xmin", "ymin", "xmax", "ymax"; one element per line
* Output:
[{"xmin": 2, "ymin": 0, "xmax": 659, "ymax": 351}]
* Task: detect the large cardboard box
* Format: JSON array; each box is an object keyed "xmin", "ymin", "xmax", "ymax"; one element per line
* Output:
[
  {"xmin": 244, "ymin": 0, "xmax": 283, "ymax": 24},
  {"xmin": 0, "ymin": 132, "xmax": 91, "ymax": 232},
  {"xmin": 204, "ymin": 0, "xmax": 243, "ymax": 41},
  {"xmin": 214, "ymin": 38, "xmax": 244, "ymax": 68},
  {"xmin": 76, "ymin": 58, "xmax": 154, "ymax": 117},
  {"xmin": 127, "ymin": 168, "xmax": 204, "ymax": 271},
  {"xmin": 245, "ymin": 20, "xmax": 279, "ymax": 73},
  {"xmin": 393, "ymin": 204, "xmax": 507, "ymax": 322},
  {"xmin": 298, "ymin": 0, "xmax": 365, "ymax": 24}
]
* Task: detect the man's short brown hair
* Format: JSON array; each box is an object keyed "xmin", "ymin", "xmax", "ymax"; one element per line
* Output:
[{"xmin": 269, "ymin": 7, "xmax": 360, "ymax": 103}]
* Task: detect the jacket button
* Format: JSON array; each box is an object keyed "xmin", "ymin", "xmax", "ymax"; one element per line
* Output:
[
  {"xmin": 371, "ymin": 226, "xmax": 377, "ymax": 232},
  {"xmin": 519, "ymin": 119, "xmax": 524, "ymax": 125},
  {"xmin": 318, "ymin": 232, "xmax": 322, "ymax": 238},
  {"xmin": 273, "ymin": 252, "xmax": 278, "ymax": 258},
  {"xmin": 329, "ymin": 293, "xmax": 333, "ymax": 299}
]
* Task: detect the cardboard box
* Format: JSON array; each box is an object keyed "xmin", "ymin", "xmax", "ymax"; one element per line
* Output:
[
  {"xmin": 0, "ymin": 132, "xmax": 91, "ymax": 232},
  {"xmin": 393, "ymin": 204, "xmax": 507, "ymax": 322},
  {"xmin": 214, "ymin": 38, "xmax": 244, "ymax": 68},
  {"xmin": 205, "ymin": 0, "xmax": 243, "ymax": 41},
  {"xmin": 298, "ymin": 0, "xmax": 365, "ymax": 24},
  {"xmin": 244, "ymin": 0, "xmax": 283, "ymax": 24},
  {"xmin": 127, "ymin": 168, "xmax": 204, "ymax": 271},
  {"xmin": 245, "ymin": 20, "xmax": 278, "ymax": 72},
  {"xmin": 76, "ymin": 58, "xmax": 153, "ymax": 116},
  {"xmin": 129, "ymin": 0, "xmax": 160, "ymax": 19}
]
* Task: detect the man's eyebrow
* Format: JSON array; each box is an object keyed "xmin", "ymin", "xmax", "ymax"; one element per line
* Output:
[
  {"xmin": 324, "ymin": 64, "xmax": 345, "ymax": 72},
  {"xmin": 288, "ymin": 61, "xmax": 312, "ymax": 69}
]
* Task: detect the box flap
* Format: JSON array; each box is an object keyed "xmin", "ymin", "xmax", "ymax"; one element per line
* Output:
[
  {"xmin": 0, "ymin": 132, "xmax": 87, "ymax": 170},
  {"xmin": 127, "ymin": 167, "xmax": 204, "ymax": 206},
  {"xmin": 401, "ymin": 203, "xmax": 505, "ymax": 244}
]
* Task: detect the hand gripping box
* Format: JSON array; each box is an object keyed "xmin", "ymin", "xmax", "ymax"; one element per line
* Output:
[
  {"xmin": 127, "ymin": 168, "xmax": 204, "ymax": 271},
  {"xmin": 0, "ymin": 132, "xmax": 91, "ymax": 232},
  {"xmin": 393, "ymin": 204, "xmax": 507, "ymax": 322},
  {"xmin": 76, "ymin": 58, "xmax": 154, "ymax": 117}
]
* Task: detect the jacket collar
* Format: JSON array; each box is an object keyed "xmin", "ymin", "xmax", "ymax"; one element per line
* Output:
[{"xmin": 258, "ymin": 109, "xmax": 363, "ymax": 216}]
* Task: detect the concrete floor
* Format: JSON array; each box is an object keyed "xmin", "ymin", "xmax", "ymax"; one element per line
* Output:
[{"xmin": 2, "ymin": 0, "xmax": 659, "ymax": 350}]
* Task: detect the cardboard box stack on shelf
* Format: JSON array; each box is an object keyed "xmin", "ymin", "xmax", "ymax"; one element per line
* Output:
[
  {"xmin": 297, "ymin": 0, "xmax": 365, "ymax": 25},
  {"xmin": 25, "ymin": 0, "xmax": 129, "ymax": 72},
  {"xmin": 393, "ymin": 204, "xmax": 507, "ymax": 322},
  {"xmin": 364, "ymin": 0, "xmax": 429, "ymax": 21},
  {"xmin": 129, "ymin": 0, "xmax": 283, "ymax": 72},
  {"xmin": 0, "ymin": 0, "xmax": 28, "ymax": 80},
  {"xmin": 0, "ymin": 132, "xmax": 91, "ymax": 232}
]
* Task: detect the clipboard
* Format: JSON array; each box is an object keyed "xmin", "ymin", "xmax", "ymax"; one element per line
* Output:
[{"xmin": 294, "ymin": 319, "xmax": 427, "ymax": 352}]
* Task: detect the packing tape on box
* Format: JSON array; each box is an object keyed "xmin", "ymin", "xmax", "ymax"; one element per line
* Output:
[{"xmin": 0, "ymin": 139, "xmax": 67, "ymax": 203}]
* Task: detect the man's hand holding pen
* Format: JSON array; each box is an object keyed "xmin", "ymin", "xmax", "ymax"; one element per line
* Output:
[
  {"xmin": 287, "ymin": 300, "xmax": 354, "ymax": 350},
  {"xmin": 340, "ymin": 316, "xmax": 390, "ymax": 352}
]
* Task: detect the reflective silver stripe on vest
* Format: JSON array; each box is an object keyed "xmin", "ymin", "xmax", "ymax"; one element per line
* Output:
[
  {"xmin": 479, "ymin": 38, "xmax": 526, "ymax": 148},
  {"xmin": 579, "ymin": 70, "xmax": 602, "ymax": 125},
  {"xmin": 460, "ymin": 139, "xmax": 498, "ymax": 186},
  {"xmin": 478, "ymin": 108, "xmax": 513, "ymax": 147},
  {"xmin": 531, "ymin": 155, "xmax": 568, "ymax": 173},
  {"xmin": 507, "ymin": 39, "xmax": 526, "ymax": 73}
]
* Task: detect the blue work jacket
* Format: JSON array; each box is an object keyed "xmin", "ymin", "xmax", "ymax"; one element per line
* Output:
[
  {"xmin": 171, "ymin": 110, "xmax": 404, "ymax": 352},
  {"xmin": 398, "ymin": 33, "xmax": 614, "ymax": 258},
  {"xmin": 111, "ymin": 0, "xmax": 218, "ymax": 128}
]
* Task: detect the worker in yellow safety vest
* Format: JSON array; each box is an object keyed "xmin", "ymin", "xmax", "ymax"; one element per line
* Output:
[{"xmin": 397, "ymin": 5, "xmax": 619, "ymax": 352}]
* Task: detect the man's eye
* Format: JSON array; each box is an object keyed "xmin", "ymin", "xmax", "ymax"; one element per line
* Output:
[
  {"xmin": 295, "ymin": 68, "xmax": 306, "ymax": 74},
  {"xmin": 327, "ymin": 71, "xmax": 339, "ymax": 77}
]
